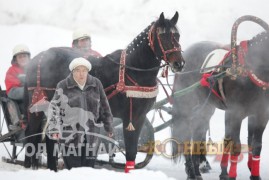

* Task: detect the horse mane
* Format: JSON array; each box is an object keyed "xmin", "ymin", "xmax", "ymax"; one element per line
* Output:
[
  {"xmin": 248, "ymin": 31, "xmax": 269, "ymax": 46},
  {"xmin": 125, "ymin": 22, "xmax": 154, "ymax": 58}
]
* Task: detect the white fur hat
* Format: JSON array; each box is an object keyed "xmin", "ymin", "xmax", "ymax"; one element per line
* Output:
[
  {"xmin": 72, "ymin": 29, "xmax": 91, "ymax": 41},
  {"xmin": 69, "ymin": 57, "xmax": 92, "ymax": 71}
]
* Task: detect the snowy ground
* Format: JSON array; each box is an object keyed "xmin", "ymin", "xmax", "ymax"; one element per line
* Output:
[{"xmin": 1, "ymin": 0, "xmax": 269, "ymax": 179}]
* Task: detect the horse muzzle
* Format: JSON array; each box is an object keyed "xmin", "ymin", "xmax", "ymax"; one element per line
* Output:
[{"xmin": 171, "ymin": 58, "xmax": 185, "ymax": 72}]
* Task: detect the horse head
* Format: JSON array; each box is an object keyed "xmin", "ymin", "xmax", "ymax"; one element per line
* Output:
[{"xmin": 149, "ymin": 12, "xmax": 185, "ymax": 72}]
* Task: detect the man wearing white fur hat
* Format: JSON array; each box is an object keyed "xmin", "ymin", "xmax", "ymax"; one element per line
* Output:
[
  {"xmin": 72, "ymin": 29, "xmax": 102, "ymax": 58},
  {"xmin": 48, "ymin": 57, "xmax": 113, "ymax": 169}
]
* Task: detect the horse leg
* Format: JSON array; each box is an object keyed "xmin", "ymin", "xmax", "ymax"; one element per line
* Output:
[
  {"xmin": 219, "ymin": 110, "xmax": 234, "ymax": 180},
  {"xmin": 192, "ymin": 105, "xmax": 215, "ymax": 180},
  {"xmin": 45, "ymin": 90, "xmax": 58, "ymax": 171},
  {"xmin": 24, "ymin": 112, "xmax": 43, "ymax": 169},
  {"xmin": 247, "ymin": 115, "xmax": 255, "ymax": 172},
  {"xmin": 123, "ymin": 114, "xmax": 145, "ymax": 173},
  {"xmin": 249, "ymin": 113, "xmax": 268, "ymax": 180},
  {"xmin": 199, "ymin": 120, "xmax": 213, "ymax": 175},
  {"xmin": 171, "ymin": 92, "xmax": 199, "ymax": 180},
  {"xmin": 223, "ymin": 110, "xmax": 244, "ymax": 180},
  {"xmin": 46, "ymin": 136, "xmax": 58, "ymax": 171}
]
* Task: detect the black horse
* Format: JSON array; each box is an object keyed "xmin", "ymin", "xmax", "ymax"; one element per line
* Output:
[
  {"xmin": 24, "ymin": 12, "xmax": 184, "ymax": 171},
  {"xmin": 171, "ymin": 31, "xmax": 269, "ymax": 180}
]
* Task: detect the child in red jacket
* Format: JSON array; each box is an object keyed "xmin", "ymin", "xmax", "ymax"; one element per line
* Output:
[{"xmin": 5, "ymin": 44, "xmax": 30, "ymax": 115}]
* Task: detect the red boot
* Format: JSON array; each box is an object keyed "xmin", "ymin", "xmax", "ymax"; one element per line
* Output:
[
  {"xmin": 251, "ymin": 156, "xmax": 260, "ymax": 177},
  {"xmin": 125, "ymin": 161, "xmax": 135, "ymax": 173}
]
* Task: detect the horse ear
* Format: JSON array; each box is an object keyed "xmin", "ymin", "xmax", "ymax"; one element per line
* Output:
[
  {"xmin": 159, "ymin": 12, "xmax": 165, "ymax": 26},
  {"xmin": 170, "ymin": 11, "xmax": 179, "ymax": 26}
]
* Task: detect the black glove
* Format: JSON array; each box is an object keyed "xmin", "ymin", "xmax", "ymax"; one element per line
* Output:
[{"xmin": 18, "ymin": 74, "xmax": 26, "ymax": 85}]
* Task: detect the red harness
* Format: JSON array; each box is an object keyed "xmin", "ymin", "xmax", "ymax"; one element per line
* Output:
[
  {"xmin": 28, "ymin": 53, "xmax": 56, "ymax": 110},
  {"xmin": 105, "ymin": 50, "xmax": 159, "ymax": 100},
  {"xmin": 200, "ymin": 40, "xmax": 269, "ymax": 101},
  {"xmin": 200, "ymin": 49, "xmax": 231, "ymax": 101}
]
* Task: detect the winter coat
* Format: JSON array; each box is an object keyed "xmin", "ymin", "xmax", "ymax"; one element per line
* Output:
[
  {"xmin": 48, "ymin": 74, "xmax": 113, "ymax": 147},
  {"xmin": 5, "ymin": 64, "xmax": 25, "ymax": 100}
]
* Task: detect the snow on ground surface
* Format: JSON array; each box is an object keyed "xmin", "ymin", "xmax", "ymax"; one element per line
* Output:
[{"xmin": 0, "ymin": 0, "xmax": 269, "ymax": 179}]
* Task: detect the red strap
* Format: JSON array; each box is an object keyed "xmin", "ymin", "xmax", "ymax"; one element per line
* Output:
[
  {"xmin": 126, "ymin": 74, "xmax": 139, "ymax": 86},
  {"xmin": 157, "ymin": 78, "xmax": 173, "ymax": 104},
  {"xmin": 200, "ymin": 73, "xmax": 223, "ymax": 100}
]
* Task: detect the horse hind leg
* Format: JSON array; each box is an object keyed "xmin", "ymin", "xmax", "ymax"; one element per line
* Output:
[
  {"xmin": 247, "ymin": 115, "xmax": 255, "ymax": 172},
  {"xmin": 219, "ymin": 111, "xmax": 234, "ymax": 180},
  {"xmin": 24, "ymin": 112, "xmax": 44, "ymax": 170},
  {"xmin": 249, "ymin": 114, "xmax": 268, "ymax": 180},
  {"xmin": 220, "ymin": 111, "xmax": 244, "ymax": 180}
]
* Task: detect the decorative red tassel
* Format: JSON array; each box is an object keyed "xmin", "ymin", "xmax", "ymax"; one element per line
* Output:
[
  {"xmin": 228, "ymin": 155, "xmax": 238, "ymax": 178},
  {"xmin": 125, "ymin": 161, "xmax": 135, "ymax": 173},
  {"xmin": 251, "ymin": 156, "xmax": 260, "ymax": 177}
]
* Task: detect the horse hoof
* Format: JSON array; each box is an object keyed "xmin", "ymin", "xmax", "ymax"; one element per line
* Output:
[
  {"xmin": 199, "ymin": 161, "xmax": 212, "ymax": 173},
  {"xmin": 199, "ymin": 166, "xmax": 210, "ymax": 173},
  {"xmin": 219, "ymin": 174, "xmax": 228, "ymax": 180},
  {"xmin": 196, "ymin": 175, "xmax": 203, "ymax": 180},
  {"xmin": 250, "ymin": 176, "xmax": 261, "ymax": 180},
  {"xmin": 23, "ymin": 159, "xmax": 31, "ymax": 168},
  {"xmin": 186, "ymin": 177, "xmax": 196, "ymax": 180},
  {"xmin": 32, "ymin": 165, "xmax": 38, "ymax": 170}
]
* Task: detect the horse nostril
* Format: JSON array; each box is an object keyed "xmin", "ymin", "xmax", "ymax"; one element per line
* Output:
[
  {"xmin": 173, "ymin": 62, "xmax": 181, "ymax": 69},
  {"xmin": 181, "ymin": 60, "xmax": 185, "ymax": 67}
]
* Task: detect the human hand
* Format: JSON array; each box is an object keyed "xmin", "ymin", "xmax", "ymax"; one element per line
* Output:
[
  {"xmin": 108, "ymin": 132, "xmax": 114, "ymax": 138},
  {"xmin": 51, "ymin": 133, "xmax": 60, "ymax": 140}
]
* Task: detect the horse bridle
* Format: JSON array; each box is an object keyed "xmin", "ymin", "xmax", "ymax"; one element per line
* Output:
[{"xmin": 148, "ymin": 24, "xmax": 182, "ymax": 62}]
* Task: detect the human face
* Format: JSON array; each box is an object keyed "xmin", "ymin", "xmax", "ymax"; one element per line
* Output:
[
  {"xmin": 72, "ymin": 65, "xmax": 89, "ymax": 85},
  {"xmin": 78, "ymin": 37, "xmax": 91, "ymax": 49},
  {"xmin": 16, "ymin": 53, "xmax": 30, "ymax": 67}
]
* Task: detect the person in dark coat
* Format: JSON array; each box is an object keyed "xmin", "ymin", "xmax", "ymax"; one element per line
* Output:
[{"xmin": 48, "ymin": 57, "xmax": 113, "ymax": 169}]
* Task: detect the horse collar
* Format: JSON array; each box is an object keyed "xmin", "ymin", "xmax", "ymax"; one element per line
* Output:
[{"xmin": 116, "ymin": 50, "xmax": 159, "ymax": 98}]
